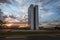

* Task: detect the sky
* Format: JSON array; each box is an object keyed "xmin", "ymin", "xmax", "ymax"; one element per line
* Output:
[{"xmin": 0, "ymin": 0, "xmax": 60, "ymax": 23}]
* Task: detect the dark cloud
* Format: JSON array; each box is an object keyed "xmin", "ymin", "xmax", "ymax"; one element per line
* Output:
[{"xmin": 0, "ymin": 0, "xmax": 11, "ymax": 3}]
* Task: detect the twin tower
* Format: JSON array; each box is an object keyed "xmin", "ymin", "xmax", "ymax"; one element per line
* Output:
[{"xmin": 28, "ymin": 4, "xmax": 39, "ymax": 30}]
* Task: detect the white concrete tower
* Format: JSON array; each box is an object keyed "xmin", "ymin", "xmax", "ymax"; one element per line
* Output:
[
  {"xmin": 34, "ymin": 5, "xmax": 39, "ymax": 30},
  {"xmin": 28, "ymin": 4, "xmax": 39, "ymax": 30},
  {"xmin": 28, "ymin": 4, "xmax": 34, "ymax": 30}
]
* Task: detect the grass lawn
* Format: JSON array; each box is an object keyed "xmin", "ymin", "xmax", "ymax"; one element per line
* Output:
[{"xmin": 0, "ymin": 30, "xmax": 60, "ymax": 36}]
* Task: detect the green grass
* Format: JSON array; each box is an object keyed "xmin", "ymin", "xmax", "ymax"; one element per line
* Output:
[{"xmin": 0, "ymin": 30, "xmax": 60, "ymax": 36}]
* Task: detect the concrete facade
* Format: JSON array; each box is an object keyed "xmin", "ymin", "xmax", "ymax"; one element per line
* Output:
[
  {"xmin": 28, "ymin": 4, "xmax": 39, "ymax": 30},
  {"xmin": 28, "ymin": 4, "xmax": 34, "ymax": 30},
  {"xmin": 34, "ymin": 5, "xmax": 39, "ymax": 30}
]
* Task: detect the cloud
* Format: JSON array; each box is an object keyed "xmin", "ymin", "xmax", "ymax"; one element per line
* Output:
[
  {"xmin": 0, "ymin": 0, "xmax": 11, "ymax": 3},
  {"xmin": 1, "ymin": 0, "xmax": 43, "ymax": 22},
  {"xmin": 0, "ymin": 0, "xmax": 7, "ymax": 3},
  {"xmin": 5, "ymin": 16, "xmax": 20, "ymax": 22},
  {"xmin": 0, "ymin": 3, "xmax": 3, "ymax": 6},
  {"xmin": 35, "ymin": 0, "xmax": 42, "ymax": 3},
  {"xmin": 1, "ymin": 1, "xmax": 28, "ymax": 21},
  {"xmin": 16, "ymin": 0, "xmax": 25, "ymax": 3},
  {"xmin": 16, "ymin": 0, "xmax": 28, "ymax": 4},
  {"xmin": 48, "ymin": 12, "xmax": 54, "ymax": 16},
  {"xmin": 40, "ymin": 14, "xmax": 45, "ymax": 18},
  {"xmin": 40, "ymin": 12, "xmax": 54, "ymax": 19},
  {"xmin": 19, "ymin": 6, "xmax": 28, "ymax": 14},
  {"xmin": 54, "ymin": 1, "xmax": 60, "ymax": 9},
  {"xmin": 3, "ymin": 11, "xmax": 12, "ymax": 15},
  {"xmin": 14, "ymin": 14, "xmax": 20, "ymax": 18}
]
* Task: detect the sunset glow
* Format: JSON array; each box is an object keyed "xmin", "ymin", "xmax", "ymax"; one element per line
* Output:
[{"xmin": 4, "ymin": 23, "xmax": 29, "ymax": 28}]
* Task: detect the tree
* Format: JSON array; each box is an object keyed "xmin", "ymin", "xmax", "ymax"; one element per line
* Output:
[
  {"xmin": 0, "ymin": 20, "xmax": 6, "ymax": 29},
  {"xmin": 0, "ymin": 20, "xmax": 5, "ymax": 25}
]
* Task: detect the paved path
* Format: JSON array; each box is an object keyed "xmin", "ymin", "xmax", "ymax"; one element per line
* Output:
[{"xmin": 0, "ymin": 35, "xmax": 60, "ymax": 40}]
